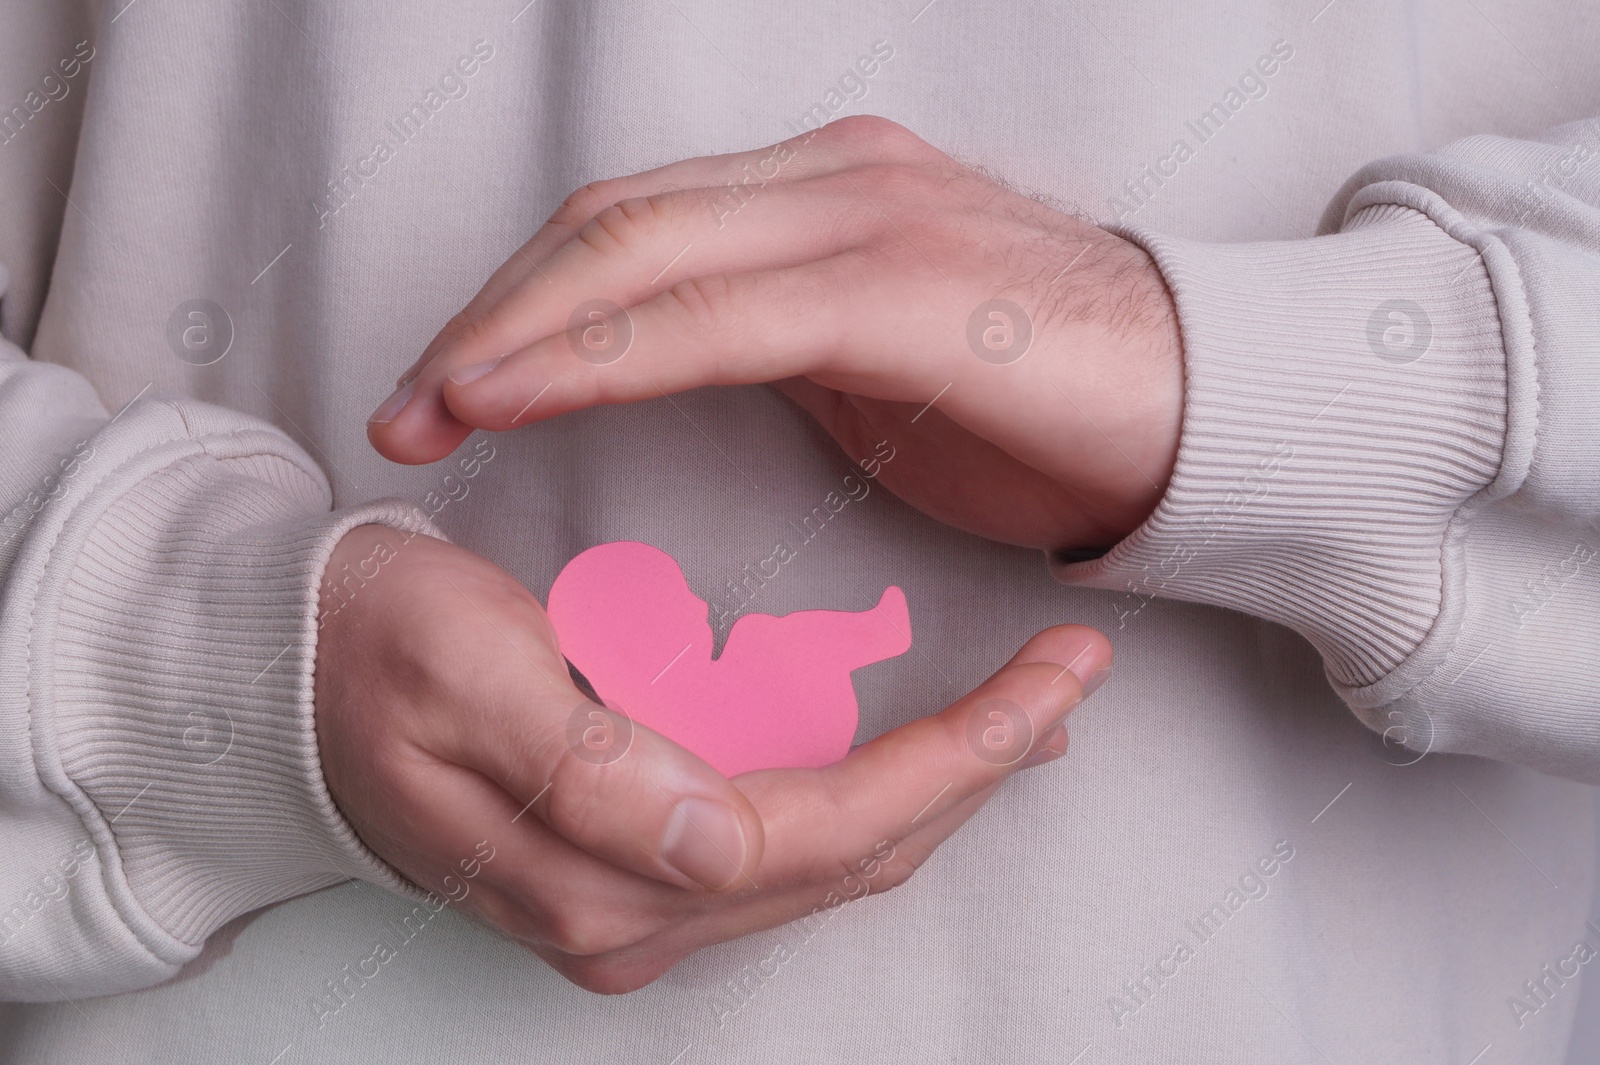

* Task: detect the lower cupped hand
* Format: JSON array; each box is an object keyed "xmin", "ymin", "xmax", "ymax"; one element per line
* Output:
[{"xmin": 314, "ymin": 525, "xmax": 1110, "ymax": 993}]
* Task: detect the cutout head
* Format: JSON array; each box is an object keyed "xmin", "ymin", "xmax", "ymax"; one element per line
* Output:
[{"xmin": 547, "ymin": 541, "xmax": 713, "ymax": 672}]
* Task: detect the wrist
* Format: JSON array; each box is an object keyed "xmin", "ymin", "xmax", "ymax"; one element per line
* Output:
[
  {"xmin": 1123, "ymin": 236, "xmax": 1184, "ymax": 507},
  {"xmin": 313, "ymin": 525, "xmax": 431, "ymax": 797},
  {"xmin": 1077, "ymin": 232, "xmax": 1185, "ymax": 544}
]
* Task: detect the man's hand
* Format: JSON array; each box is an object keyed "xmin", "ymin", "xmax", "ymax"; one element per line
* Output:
[
  {"xmin": 368, "ymin": 115, "xmax": 1183, "ymax": 550},
  {"xmin": 314, "ymin": 524, "xmax": 1111, "ymax": 993}
]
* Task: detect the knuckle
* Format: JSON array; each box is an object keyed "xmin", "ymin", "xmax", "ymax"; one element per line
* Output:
[
  {"xmin": 543, "ymin": 906, "xmax": 655, "ymax": 958},
  {"xmin": 822, "ymin": 115, "xmax": 929, "ymax": 159},
  {"xmin": 871, "ymin": 844, "xmax": 928, "ymax": 893},
  {"xmin": 439, "ymin": 309, "xmax": 495, "ymax": 354},
  {"xmin": 537, "ymin": 738, "xmax": 610, "ymax": 829},
  {"xmin": 476, "ymin": 896, "xmax": 541, "ymax": 946},
  {"xmin": 550, "ymin": 179, "xmax": 623, "ymax": 228},
  {"xmin": 538, "ymin": 724, "xmax": 650, "ymax": 842},
  {"xmin": 661, "ymin": 273, "xmax": 737, "ymax": 333},
  {"xmin": 556, "ymin": 954, "xmax": 664, "ymax": 995},
  {"xmin": 541, "ymin": 761, "xmax": 609, "ymax": 841},
  {"xmin": 615, "ymin": 193, "xmax": 665, "ymax": 228},
  {"xmin": 576, "ymin": 205, "xmax": 627, "ymax": 256},
  {"xmin": 815, "ymin": 113, "xmax": 884, "ymax": 148},
  {"xmin": 577, "ymin": 196, "xmax": 665, "ymax": 256}
]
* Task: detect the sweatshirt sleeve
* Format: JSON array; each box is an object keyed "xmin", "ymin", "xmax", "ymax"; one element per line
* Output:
[
  {"xmin": 0, "ymin": 288, "xmax": 440, "ymax": 1000},
  {"xmin": 1054, "ymin": 116, "xmax": 1600, "ymax": 783}
]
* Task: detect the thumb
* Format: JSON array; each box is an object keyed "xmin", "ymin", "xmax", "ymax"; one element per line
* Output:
[{"xmin": 464, "ymin": 676, "xmax": 766, "ymax": 892}]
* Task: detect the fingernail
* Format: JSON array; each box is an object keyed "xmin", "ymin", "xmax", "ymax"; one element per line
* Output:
[
  {"xmin": 661, "ymin": 797, "xmax": 747, "ymax": 891},
  {"xmin": 1054, "ymin": 637, "xmax": 1112, "ymax": 699},
  {"xmin": 368, "ymin": 380, "xmax": 415, "ymax": 425},
  {"xmin": 1078, "ymin": 664, "xmax": 1112, "ymax": 698},
  {"xmin": 448, "ymin": 355, "xmax": 505, "ymax": 386},
  {"xmin": 1020, "ymin": 723, "xmax": 1068, "ymax": 769}
]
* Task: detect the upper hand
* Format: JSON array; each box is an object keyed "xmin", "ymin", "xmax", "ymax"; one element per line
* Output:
[{"xmin": 368, "ymin": 115, "xmax": 1183, "ymax": 550}]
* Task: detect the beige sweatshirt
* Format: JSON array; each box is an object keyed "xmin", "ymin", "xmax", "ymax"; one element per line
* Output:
[{"xmin": 0, "ymin": 0, "xmax": 1598, "ymax": 1062}]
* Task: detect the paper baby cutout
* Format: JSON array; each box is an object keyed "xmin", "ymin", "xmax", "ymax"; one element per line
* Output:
[{"xmin": 546, "ymin": 541, "xmax": 912, "ymax": 777}]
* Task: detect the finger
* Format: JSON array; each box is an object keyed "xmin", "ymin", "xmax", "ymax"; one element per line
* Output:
[
  {"xmin": 499, "ymin": 706, "xmax": 768, "ymax": 896},
  {"xmin": 377, "ymin": 176, "xmax": 903, "ymax": 465},
  {"xmin": 356, "ymin": 753, "xmax": 672, "ymax": 961},
  {"xmin": 419, "ymin": 752, "xmax": 797, "ymax": 963},
  {"xmin": 397, "ymin": 122, "xmax": 907, "ymax": 375},
  {"xmin": 370, "ymin": 117, "xmax": 944, "ymax": 462},
  {"xmin": 424, "ymin": 764, "xmax": 691, "ymax": 956},
  {"xmin": 449, "ymin": 685, "xmax": 768, "ymax": 894},
  {"xmin": 741, "ymin": 622, "xmax": 1110, "ymax": 890},
  {"xmin": 436, "ymin": 248, "xmax": 939, "ymax": 432},
  {"xmin": 675, "ymin": 705, "xmax": 1072, "ymax": 939},
  {"xmin": 416, "ymin": 559, "xmax": 767, "ymax": 893},
  {"xmin": 425, "ymin": 176, "xmax": 886, "ymax": 392},
  {"xmin": 525, "ymin": 749, "xmax": 1074, "ymax": 995},
  {"xmin": 391, "ymin": 117, "xmax": 944, "ymax": 390},
  {"xmin": 385, "ymin": 156, "xmax": 781, "ymax": 397}
]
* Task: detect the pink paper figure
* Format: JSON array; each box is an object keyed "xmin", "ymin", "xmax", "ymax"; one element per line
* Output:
[{"xmin": 546, "ymin": 541, "xmax": 912, "ymax": 777}]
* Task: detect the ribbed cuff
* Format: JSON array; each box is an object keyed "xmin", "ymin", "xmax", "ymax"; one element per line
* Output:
[
  {"xmin": 28, "ymin": 401, "xmax": 440, "ymax": 952},
  {"xmin": 1054, "ymin": 204, "xmax": 1508, "ymax": 689}
]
